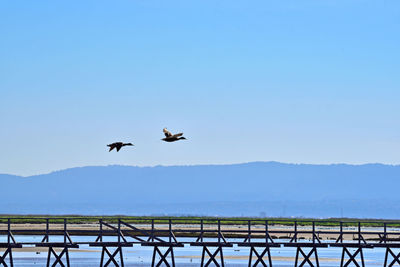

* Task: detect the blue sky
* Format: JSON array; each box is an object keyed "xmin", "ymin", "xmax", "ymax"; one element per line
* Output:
[{"xmin": 1, "ymin": 0, "xmax": 399, "ymax": 176}]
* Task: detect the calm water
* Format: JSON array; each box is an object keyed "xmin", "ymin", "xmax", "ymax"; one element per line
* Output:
[{"xmin": 1, "ymin": 235, "xmax": 395, "ymax": 266}]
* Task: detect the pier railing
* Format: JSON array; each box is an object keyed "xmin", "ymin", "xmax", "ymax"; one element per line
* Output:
[{"xmin": 2, "ymin": 217, "xmax": 400, "ymax": 245}]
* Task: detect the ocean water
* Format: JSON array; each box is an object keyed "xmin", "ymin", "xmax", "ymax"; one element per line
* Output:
[{"xmin": 0, "ymin": 235, "xmax": 396, "ymax": 266}]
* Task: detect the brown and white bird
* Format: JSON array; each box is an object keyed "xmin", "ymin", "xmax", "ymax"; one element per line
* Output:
[
  {"xmin": 162, "ymin": 128, "xmax": 187, "ymax": 142},
  {"xmin": 107, "ymin": 142, "xmax": 134, "ymax": 152}
]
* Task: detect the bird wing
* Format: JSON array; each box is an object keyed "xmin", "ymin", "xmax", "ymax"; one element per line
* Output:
[
  {"xmin": 163, "ymin": 128, "xmax": 172, "ymax": 137},
  {"xmin": 116, "ymin": 145, "xmax": 122, "ymax": 152},
  {"xmin": 172, "ymin": 133, "xmax": 183, "ymax": 138},
  {"xmin": 108, "ymin": 144, "xmax": 115, "ymax": 152}
]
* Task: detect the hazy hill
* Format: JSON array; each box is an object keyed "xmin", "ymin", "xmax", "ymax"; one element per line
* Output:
[{"xmin": 1, "ymin": 162, "xmax": 400, "ymax": 218}]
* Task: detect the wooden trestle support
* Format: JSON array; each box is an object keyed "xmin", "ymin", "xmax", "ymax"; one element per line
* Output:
[
  {"xmin": 0, "ymin": 244, "xmax": 22, "ymax": 267},
  {"xmin": 238, "ymin": 220, "xmax": 279, "ymax": 267},
  {"xmin": 384, "ymin": 247, "xmax": 400, "ymax": 267},
  {"xmin": 190, "ymin": 219, "xmax": 232, "ymax": 267},
  {"xmin": 0, "ymin": 219, "xmax": 21, "ymax": 267},
  {"xmin": 331, "ymin": 222, "xmax": 371, "ymax": 267},
  {"xmin": 284, "ymin": 222, "xmax": 328, "ymax": 267},
  {"xmin": 141, "ymin": 219, "xmax": 184, "ymax": 267},
  {"xmin": 90, "ymin": 219, "xmax": 136, "ymax": 267},
  {"xmin": 238, "ymin": 243, "xmax": 279, "ymax": 267},
  {"xmin": 89, "ymin": 242, "xmax": 133, "ymax": 267},
  {"xmin": 36, "ymin": 219, "xmax": 79, "ymax": 267}
]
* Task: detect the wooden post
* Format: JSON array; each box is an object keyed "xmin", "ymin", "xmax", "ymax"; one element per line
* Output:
[
  {"xmin": 384, "ymin": 223, "xmax": 387, "ymax": 244},
  {"xmin": 100, "ymin": 219, "xmax": 103, "ymax": 242},
  {"xmin": 151, "ymin": 219, "xmax": 154, "ymax": 242},
  {"xmin": 169, "ymin": 219, "xmax": 172, "ymax": 243},
  {"xmin": 7, "ymin": 218, "xmax": 10, "ymax": 244},
  {"xmin": 312, "ymin": 221, "xmax": 315, "ymax": 243},
  {"xmin": 340, "ymin": 222, "xmax": 343, "ymax": 243},
  {"xmin": 118, "ymin": 219, "xmax": 121, "ymax": 244},
  {"xmin": 46, "ymin": 218, "xmax": 49, "ymax": 242},
  {"xmin": 201, "ymin": 219, "xmax": 204, "ymax": 242},
  {"xmin": 248, "ymin": 220, "xmax": 251, "ymax": 243},
  {"xmin": 64, "ymin": 219, "xmax": 67, "ymax": 244},
  {"xmin": 218, "ymin": 220, "xmax": 221, "ymax": 243}
]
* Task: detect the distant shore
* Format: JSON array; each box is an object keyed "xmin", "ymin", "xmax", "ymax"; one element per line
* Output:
[{"xmin": 1, "ymin": 215, "xmax": 400, "ymax": 227}]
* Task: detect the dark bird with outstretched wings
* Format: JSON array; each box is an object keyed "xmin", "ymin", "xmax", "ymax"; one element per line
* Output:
[
  {"xmin": 161, "ymin": 128, "xmax": 186, "ymax": 142},
  {"xmin": 107, "ymin": 142, "xmax": 134, "ymax": 152}
]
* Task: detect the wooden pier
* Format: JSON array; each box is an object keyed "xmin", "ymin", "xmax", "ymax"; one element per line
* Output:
[{"xmin": 1, "ymin": 217, "xmax": 400, "ymax": 266}]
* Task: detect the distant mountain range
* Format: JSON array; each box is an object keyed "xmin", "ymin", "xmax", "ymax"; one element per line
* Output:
[{"xmin": 1, "ymin": 162, "xmax": 400, "ymax": 218}]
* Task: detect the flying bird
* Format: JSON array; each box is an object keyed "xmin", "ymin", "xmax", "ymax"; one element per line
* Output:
[
  {"xmin": 107, "ymin": 142, "xmax": 134, "ymax": 152},
  {"xmin": 162, "ymin": 128, "xmax": 187, "ymax": 142}
]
